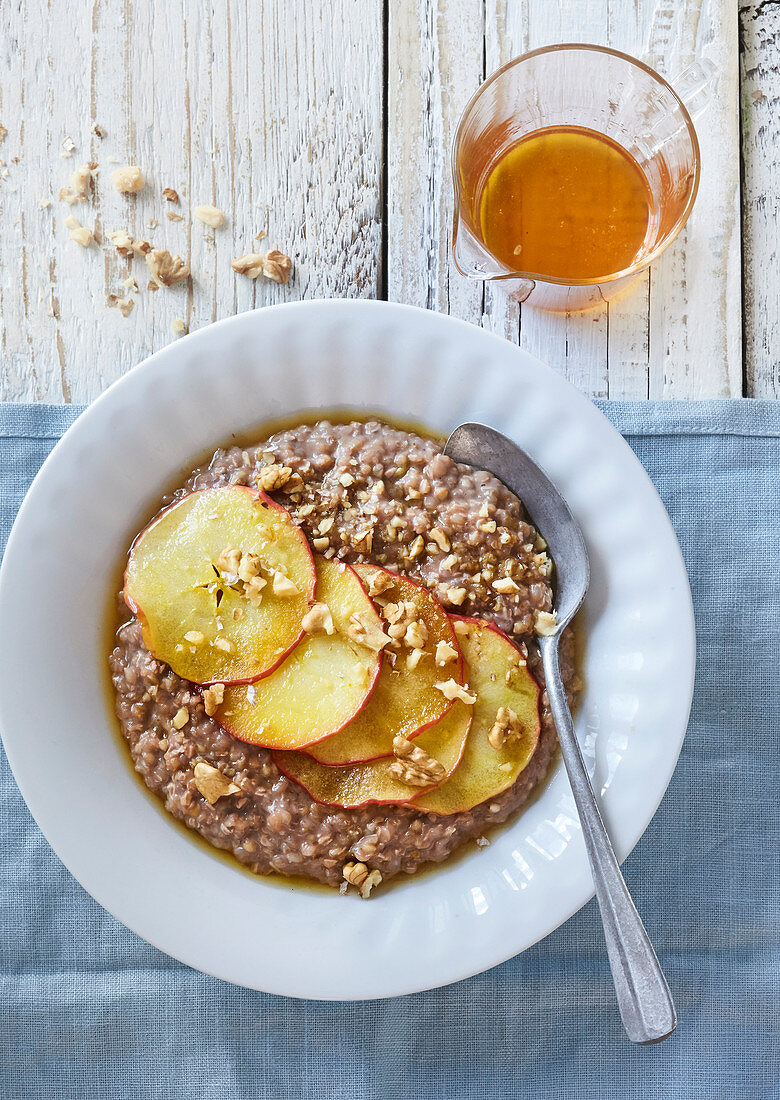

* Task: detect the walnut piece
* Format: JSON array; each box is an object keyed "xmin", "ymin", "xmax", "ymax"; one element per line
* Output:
[
  {"xmin": 389, "ymin": 734, "xmax": 446, "ymax": 787},
  {"xmin": 342, "ymin": 861, "xmax": 382, "ymax": 899},
  {"xmin": 366, "ymin": 569, "xmax": 395, "ymax": 598},
  {"xmin": 435, "ymin": 640, "xmax": 459, "ymax": 666},
  {"xmin": 163, "ymin": 187, "xmax": 179, "ymax": 203},
  {"xmin": 262, "ymin": 249, "xmax": 292, "ymax": 284},
  {"xmin": 347, "ymin": 610, "xmax": 392, "ymax": 652},
  {"xmin": 534, "ymin": 610, "xmax": 558, "ymax": 636},
  {"xmin": 172, "ymin": 707, "xmax": 189, "ymax": 729},
  {"xmin": 193, "ymin": 204, "xmax": 225, "ymax": 228},
  {"xmin": 434, "ymin": 679, "xmax": 476, "ymax": 705},
  {"xmin": 111, "ymin": 165, "xmax": 145, "ymax": 193},
  {"xmin": 446, "ymin": 586, "xmax": 468, "ymax": 607},
  {"xmin": 404, "ymin": 619, "xmax": 428, "ymax": 650},
  {"xmin": 272, "ymin": 572, "xmax": 299, "ymax": 598},
  {"xmin": 145, "ymin": 248, "xmax": 190, "ymax": 287},
  {"xmin": 231, "ymin": 253, "xmax": 265, "ymax": 279},
  {"xmin": 492, "ymin": 577, "xmax": 520, "ymax": 595},
  {"xmin": 202, "ymin": 683, "xmax": 225, "ymax": 718},
  {"xmin": 488, "ymin": 706, "xmax": 523, "ymax": 750},
  {"xmin": 302, "ymin": 602, "xmax": 334, "ymax": 636},
  {"xmin": 193, "ymin": 760, "xmax": 241, "ymax": 805},
  {"xmin": 172, "ymin": 318, "xmax": 187, "ymax": 335},
  {"xmin": 257, "ymin": 463, "xmax": 293, "ymax": 491},
  {"xmin": 69, "ymin": 224, "xmax": 93, "ymax": 247}
]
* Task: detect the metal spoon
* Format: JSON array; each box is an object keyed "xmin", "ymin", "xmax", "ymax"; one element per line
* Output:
[{"xmin": 444, "ymin": 422, "xmax": 676, "ymax": 1045}]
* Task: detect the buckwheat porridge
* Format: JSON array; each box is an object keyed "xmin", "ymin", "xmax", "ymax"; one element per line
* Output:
[{"xmin": 110, "ymin": 419, "xmax": 579, "ymax": 897}]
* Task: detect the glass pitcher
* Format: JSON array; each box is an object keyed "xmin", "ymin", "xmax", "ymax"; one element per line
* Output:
[{"xmin": 452, "ymin": 44, "xmax": 714, "ymax": 312}]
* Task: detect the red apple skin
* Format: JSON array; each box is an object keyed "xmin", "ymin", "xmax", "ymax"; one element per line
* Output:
[
  {"xmin": 123, "ymin": 486, "xmax": 317, "ymax": 686},
  {"xmin": 213, "ymin": 560, "xmax": 384, "ymax": 748},
  {"xmin": 303, "ymin": 563, "xmax": 464, "ymax": 766}
]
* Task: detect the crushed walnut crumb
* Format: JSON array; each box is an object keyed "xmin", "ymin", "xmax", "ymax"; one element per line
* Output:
[
  {"xmin": 163, "ymin": 187, "xmax": 179, "ymax": 203},
  {"xmin": 193, "ymin": 760, "xmax": 240, "ymax": 805},
  {"xmin": 534, "ymin": 610, "xmax": 557, "ymax": 636},
  {"xmin": 302, "ymin": 603, "xmax": 334, "ymax": 636},
  {"xmin": 111, "ymin": 165, "xmax": 145, "ymax": 193},
  {"xmin": 488, "ymin": 706, "xmax": 524, "ymax": 750},
  {"xmin": 202, "ymin": 683, "xmax": 225, "ymax": 717},
  {"xmin": 193, "ymin": 204, "xmax": 225, "ymax": 228},
  {"xmin": 172, "ymin": 707, "xmax": 189, "ymax": 729},
  {"xmin": 434, "ymin": 679, "xmax": 476, "ymax": 705}
]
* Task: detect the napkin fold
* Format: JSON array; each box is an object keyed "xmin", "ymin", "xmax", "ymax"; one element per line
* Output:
[{"xmin": 1, "ymin": 400, "xmax": 778, "ymax": 1100}]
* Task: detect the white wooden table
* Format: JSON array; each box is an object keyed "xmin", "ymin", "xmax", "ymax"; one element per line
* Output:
[{"xmin": 0, "ymin": 0, "xmax": 776, "ymax": 403}]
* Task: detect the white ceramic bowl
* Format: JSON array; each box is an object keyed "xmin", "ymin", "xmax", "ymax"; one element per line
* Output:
[{"xmin": 0, "ymin": 300, "xmax": 695, "ymax": 999}]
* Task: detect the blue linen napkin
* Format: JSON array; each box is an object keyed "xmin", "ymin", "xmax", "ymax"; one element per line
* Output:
[{"xmin": 1, "ymin": 400, "xmax": 778, "ymax": 1100}]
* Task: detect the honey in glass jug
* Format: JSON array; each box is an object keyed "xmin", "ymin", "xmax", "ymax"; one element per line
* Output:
[{"xmin": 452, "ymin": 44, "xmax": 714, "ymax": 311}]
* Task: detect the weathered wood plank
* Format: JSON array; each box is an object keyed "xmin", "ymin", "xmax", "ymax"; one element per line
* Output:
[
  {"xmin": 0, "ymin": 0, "xmax": 384, "ymax": 403},
  {"xmin": 739, "ymin": 0, "xmax": 780, "ymax": 399},
  {"xmin": 387, "ymin": 0, "xmax": 484, "ymax": 325}
]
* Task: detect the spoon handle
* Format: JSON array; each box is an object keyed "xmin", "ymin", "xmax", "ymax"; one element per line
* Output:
[{"xmin": 539, "ymin": 634, "xmax": 677, "ymax": 1044}]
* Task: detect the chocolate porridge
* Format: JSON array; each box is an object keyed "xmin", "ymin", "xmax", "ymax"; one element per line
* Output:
[{"xmin": 110, "ymin": 419, "xmax": 579, "ymax": 896}]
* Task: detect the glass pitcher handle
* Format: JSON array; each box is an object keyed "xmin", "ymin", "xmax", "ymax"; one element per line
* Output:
[{"xmin": 671, "ymin": 56, "xmax": 717, "ymax": 121}]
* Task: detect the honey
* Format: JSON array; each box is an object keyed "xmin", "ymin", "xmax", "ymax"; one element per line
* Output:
[{"xmin": 478, "ymin": 125, "xmax": 652, "ymax": 281}]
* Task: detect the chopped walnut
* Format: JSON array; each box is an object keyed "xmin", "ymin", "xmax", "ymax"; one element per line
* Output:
[
  {"xmin": 109, "ymin": 230, "xmax": 134, "ymax": 256},
  {"xmin": 231, "ymin": 252, "xmax": 265, "ymax": 279},
  {"xmin": 194, "ymin": 204, "xmax": 225, "ymax": 228},
  {"xmin": 312, "ymin": 537, "xmax": 330, "ymax": 552},
  {"xmin": 342, "ymin": 861, "xmax": 382, "ymax": 898},
  {"xmin": 70, "ymin": 163, "xmax": 92, "ymax": 198},
  {"xmin": 184, "ymin": 630, "xmax": 205, "ymax": 645},
  {"xmin": 69, "ymin": 224, "xmax": 93, "ymax": 247},
  {"xmin": 257, "ymin": 463, "xmax": 293, "ymax": 491},
  {"xmin": 434, "ymin": 679, "xmax": 476, "ymax": 705},
  {"xmin": 90, "ymin": 122, "xmax": 105, "ymax": 138},
  {"xmin": 212, "ymin": 636, "xmax": 234, "ymax": 653},
  {"xmin": 352, "ymin": 527, "xmax": 374, "ymax": 554},
  {"xmin": 39, "ymin": 197, "xmax": 51, "ymax": 209},
  {"xmin": 446, "ymin": 587, "xmax": 468, "ymax": 607},
  {"xmin": 453, "ymin": 620, "xmax": 472, "ymax": 637},
  {"xmin": 302, "ymin": 602, "xmax": 334, "ymax": 636},
  {"xmin": 145, "ymin": 248, "xmax": 190, "ymax": 286},
  {"xmin": 193, "ymin": 760, "xmax": 240, "ymax": 804},
  {"xmin": 172, "ymin": 707, "xmax": 189, "ymax": 729},
  {"xmin": 63, "ymin": 214, "xmax": 81, "ymax": 230},
  {"xmin": 172, "ymin": 318, "xmax": 187, "ymax": 335},
  {"xmin": 347, "ymin": 610, "xmax": 391, "ymax": 652},
  {"xmin": 163, "ymin": 187, "xmax": 179, "ymax": 203},
  {"xmin": 408, "ymin": 535, "xmax": 425, "ymax": 559},
  {"xmin": 534, "ymin": 610, "xmax": 558, "ymax": 636},
  {"xmin": 404, "ymin": 619, "xmax": 428, "ymax": 649},
  {"xmin": 272, "ymin": 572, "xmax": 299, "ymax": 598},
  {"xmin": 406, "ymin": 647, "xmax": 424, "ymax": 670},
  {"xmin": 366, "ymin": 569, "xmax": 395, "ymax": 597},
  {"xmin": 262, "ymin": 249, "xmax": 292, "ymax": 284},
  {"xmin": 492, "ymin": 577, "xmax": 520, "ymax": 595},
  {"xmin": 111, "ymin": 165, "xmax": 145, "ymax": 193},
  {"xmin": 0, "ymin": 123, "xmax": 7, "ymax": 142},
  {"xmin": 389, "ymin": 734, "xmax": 446, "ymax": 787},
  {"xmin": 428, "ymin": 528, "xmax": 451, "ymax": 552},
  {"xmin": 435, "ymin": 640, "xmax": 459, "ymax": 666},
  {"xmin": 488, "ymin": 706, "xmax": 523, "ymax": 750},
  {"xmin": 203, "ymin": 683, "xmax": 225, "ymax": 717},
  {"xmin": 236, "ymin": 551, "xmax": 262, "ymax": 583}
]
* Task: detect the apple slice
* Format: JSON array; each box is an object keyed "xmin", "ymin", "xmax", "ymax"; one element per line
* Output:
[
  {"xmin": 414, "ymin": 618, "xmax": 542, "ymax": 815},
  {"xmin": 306, "ymin": 564, "xmax": 463, "ymax": 765},
  {"xmin": 214, "ymin": 557, "xmax": 384, "ymax": 748},
  {"xmin": 124, "ymin": 485, "xmax": 315, "ymax": 685},
  {"xmin": 274, "ymin": 698, "xmax": 472, "ymax": 808}
]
